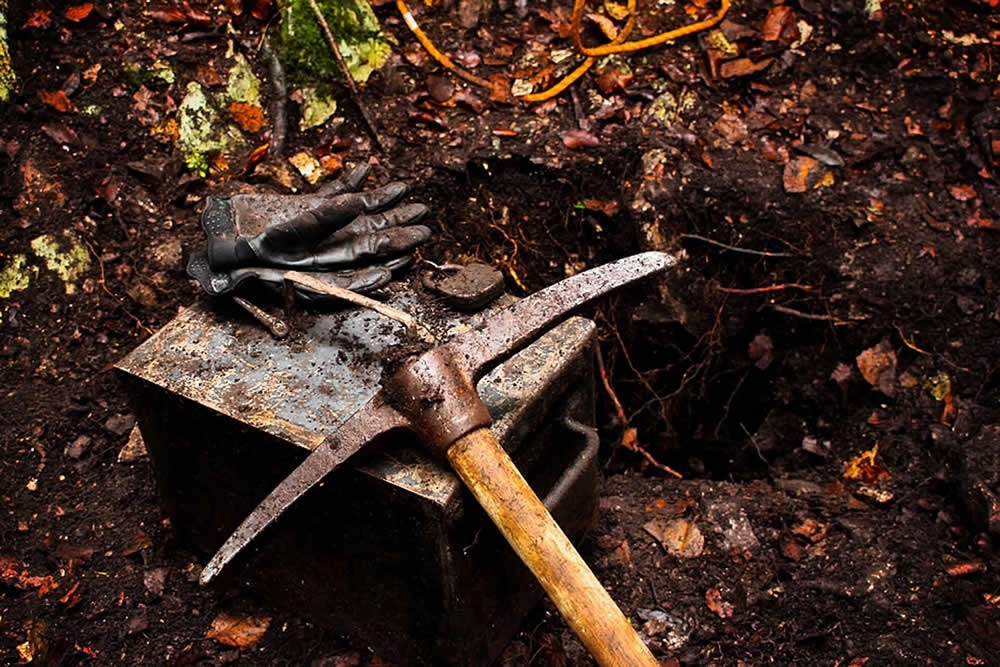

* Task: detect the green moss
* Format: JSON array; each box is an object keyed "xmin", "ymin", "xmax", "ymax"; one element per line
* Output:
[
  {"xmin": 298, "ymin": 86, "xmax": 338, "ymax": 130},
  {"xmin": 279, "ymin": 0, "xmax": 391, "ymax": 84},
  {"xmin": 226, "ymin": 53, "xmax": 261, "ymax": 105},
  {"xmin": 30, "ymin": 233, "xmax": 90, "ymax": 295},
  {"xmin": 177, "ymin": 81, "xmax": 246, "ymax": 177},
  {"xmin": 122, "ymin": 53, "xmax": 176, "ymax": 89},
  {"xmin": 0, "ymin": 0, "xmax": 14, "ymax": 101},
  {"xmin": 0, "ymin": 254, "xmax": 36, "ymax": 298}
]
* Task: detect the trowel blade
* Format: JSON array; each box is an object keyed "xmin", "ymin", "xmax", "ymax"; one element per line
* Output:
[{"xmin": 200, "ymin": 399, "xmax": 407, "ymax": 584}]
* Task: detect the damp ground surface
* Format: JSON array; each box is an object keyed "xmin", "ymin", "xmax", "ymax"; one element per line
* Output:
[{"xmin": 2, "ymin": 1, "xmax": 1000, "ymax": 665}]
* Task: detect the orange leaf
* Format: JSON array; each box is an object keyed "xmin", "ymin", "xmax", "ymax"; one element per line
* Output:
[
  {"xmin": 843, "ymin": 444, "xmax": 890, "ymax": 484},
  {"xmin": 37, "ymin": 89, "xmax": 78, "ymax": 113},
  {"xmin": 561, "ymin": 129, "xmax": 601, "ymax": 149},
  {"xmin": 948, "ymin": 183, "xmax": 977, "ymax": 201},
  {"xmin": 782, "ymin": 156, "xmax": 819, "ymax": 193},
  {"xmin": 856, "ymin": 338, "xmax": 896, "ymax": 395},
  {"xmin": 206, "ymin": 613, "xmax": 272, "ymax": 647},
  {"xmin": 24, "ymin": 10, "xmax": 53, "ymax": 29},
  {"xmin": 250, "ymin": 0, "xmax": 276, "ymax": 20},
  {"xmin": 967, "ymin": 208, "xmax": 998, "ymax": 229},
  {"xmin": 229, "ymin": 101, "xmax": 266, "ymax": 133},
  {"xmin": 65, "ymin": 3, "xmax": 95, "ymax": 22},
  {"xmin": 705, "ymin": 589, "xmax": 734, "ymax": 618},
  {"xmin": 761, "ymin": 5, "xmax": 794, "ymax": 41},
  {"xmin": 946, "ymin": 560, "xmax": 986, "ymax": 577}
]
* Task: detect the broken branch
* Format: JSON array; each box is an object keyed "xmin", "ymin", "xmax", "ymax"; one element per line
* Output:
[
  {"xmin": 283, "ymin": 271, "xmax": 432, "ymax": 341},
  {"xmin": 307, "ymin": 0, "xmax": 385, "ymax": 151}
]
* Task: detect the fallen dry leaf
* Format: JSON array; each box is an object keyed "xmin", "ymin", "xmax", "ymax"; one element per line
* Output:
[
  {"xmin": 719, "ymin": 56, "xmax": 774, "ymax": 79},
  {"xmin": 761, "ymin": 5, "xmax": 795, "ymax": 41},
  {"xmin": 967, "ymin": 208, "xmax": 998, "ymax": 229},
  {"xmin": 561, "ymin": 129, "xmax": 600, "ymax": 149},
  {"xmin": 843, "ymin": 444, "xmax": 890, "ymax": 484},
  {"xmin": 643, "ymin": 517, "xmax": 704, "ymax": 557},
  {"xmin": 586, "ymin": 11, "xmax": 620, "ymax": 40},
  {"xmin": 582, "ymin": 199, "xmax": 620, "ymax": 216},
  {"xmin": 780, "ymin": 535, "xmax": 804, "ymax": 560},
  {"xmin": 250, "ymin": 0, "xmax": 276, "ymax": 20},
  {"xmin": 206, "ymin": 612, "xmax": 272, "ymax": 647},
  {"xmin": 0, "ymin": 556, "xmax": 59, "ymax": 595},
  {"xmin": 856, "ymin": 338, "xmax": 896, "ymax": 396},
  {"xmin": 594, "ymin": 66, "xmax": 634, "ymax": 94},
  {"xmin": 65, "ymin": 3, "xmax": 95, "ymax": 22},
  {"xmin": 948, "ymin": 183, "xmax": 977, "ymax": 201},
  {"xmin": 946, "ymin": 560, "xmax": 986, "ymax": 577},
  {"xmin": 38, "ymin": 89, "xmax": 78, "ymax": 113},
  {"xmin": 791, "ymin": 517, "xmax": 828, "ymax": 543},
  {"xmin": 783, "ymin": 156, "xmax": 827, "ymax": 193},
  {"xmin": 24, "ymin": 10, "xmax": 53, "ymax": 29},
  {"xmin": 229, "ymin": 101, "xmax": 266, "ymax": 133},
  {"xmin": 705, "ymin": 589, "xmax": 734, "ymax": 618}
]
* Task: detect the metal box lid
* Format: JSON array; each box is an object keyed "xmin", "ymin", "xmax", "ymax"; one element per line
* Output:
[{"xmin": 116, "ymin": 283, "xmax": 596, "ymax": 506}]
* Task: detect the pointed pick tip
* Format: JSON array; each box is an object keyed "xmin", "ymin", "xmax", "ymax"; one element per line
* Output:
[
  {"xmin": 199, "ymin": 556, "xmax": 224, "ymax": 585},
  {"xmin": 633, "ymin": 251, "xmax": 677, "ymax": 274}
]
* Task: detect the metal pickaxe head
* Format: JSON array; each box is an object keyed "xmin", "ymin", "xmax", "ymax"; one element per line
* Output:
[{"xmin": 201, "ymin": 252, "xmax": 675, "ymax": 665}]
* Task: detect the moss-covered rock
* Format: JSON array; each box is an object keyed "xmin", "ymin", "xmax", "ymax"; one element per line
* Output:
[
  {"xmin": 30, "ymin": 232, "xmax": 90, "ymax": 295},
  {"xmin": 1, "ymin": 0, "xmax": 15, "ymax": 101},
  {"xmin": 278, "ymin": 0, "xmax": 391, "ymax": 84},
  {"xmin": 177, "ymin": 81, "xmax": 248, "ymax": 177},
  {"xmin": 0, "ymin": 254, "xmax": 36, "ymax": 298}
]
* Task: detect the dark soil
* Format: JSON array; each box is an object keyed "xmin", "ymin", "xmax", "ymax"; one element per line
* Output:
[{"xmin": 3, "ymin": 0, "xmax": 1000, "ymax": 665}]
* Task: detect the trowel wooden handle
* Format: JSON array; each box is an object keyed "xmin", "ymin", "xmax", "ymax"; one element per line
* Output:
[{"xmin": 447, "ymin": 428, "xmax": 658, "ymax": 667}]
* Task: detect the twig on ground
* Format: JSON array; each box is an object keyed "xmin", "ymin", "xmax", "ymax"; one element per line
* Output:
[
  {"xmin": 307, "ymin": 0, "xmax": 385, "ymax": 151},
  {"xmin": 716, "ymin": 283, "xmax": 813, "ymax": 294},
  {"xmin": 259, "ymin": 36, "xmax": 287, "ymax": 157},
  {"xmin": 771, "ymin": 303, "xmax": 854, "ymax": 325},
  {"xmin": 894, "ymin": 324, "xmax": 932, "ymax": 355},
  {"xmin": 682, "ymin": 233, "xmax": 797, "ymax": 258}
]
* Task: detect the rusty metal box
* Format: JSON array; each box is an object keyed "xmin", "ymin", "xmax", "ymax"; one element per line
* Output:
[{"xmin": 116, "ymin": 284, "xmax": 598, "ymax": 666}]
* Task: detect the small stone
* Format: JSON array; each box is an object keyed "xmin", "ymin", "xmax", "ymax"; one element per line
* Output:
[
  {"xmin": 703, "ymin": 496, "xmax": 759, "ymax": 554},
  {"xmin": 143, "ymin": 567, "xmax": 167, "ymax": 598},
  {"xmin": 104, "ymin": 413, "xmax": 136, "ymax": 436},
  {"xmin": 65, "ymin": 434, "xmax": 92, "ymax": 459},
  {"xmin": 118, "ymin": 426, "xmax": 148, "ymax": 463},
  {"xmin": 956, "ymin": 295, "xmax": 983, "ymax": 315},
  {"xmin": 127, "ymin": 282, "xmax": 158, "ymax": 307},
  {"xmin": 127, "ymin": 610, "xmax": 149, "ymax": 634},
  {"xmin": 149, "ymin": 239, "xmax": 183, "ymax": 270}
]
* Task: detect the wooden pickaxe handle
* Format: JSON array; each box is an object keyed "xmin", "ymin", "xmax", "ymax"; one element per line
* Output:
[{"xmin": 448, "ymin": 427, "xmax": 659, "ymax": 667}]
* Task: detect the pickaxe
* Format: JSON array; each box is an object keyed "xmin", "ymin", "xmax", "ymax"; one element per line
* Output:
[{"xmin": 201, "ymin": 252, "xmax": 675, "ymax": 666}]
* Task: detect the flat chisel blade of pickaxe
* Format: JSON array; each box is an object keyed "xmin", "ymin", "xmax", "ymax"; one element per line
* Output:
[
  {"xmin": 450, "ymin": 251, "xmax": 675, "ymax": 380},
  {"xmin": 200, "ymin": 399, "xmax": 407, "ymax": 584}
]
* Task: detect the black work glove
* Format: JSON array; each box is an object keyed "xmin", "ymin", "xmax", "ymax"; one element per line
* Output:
[{"xmin": 186, "ymin": 165, "xmax": 431, "ymax": 302}]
